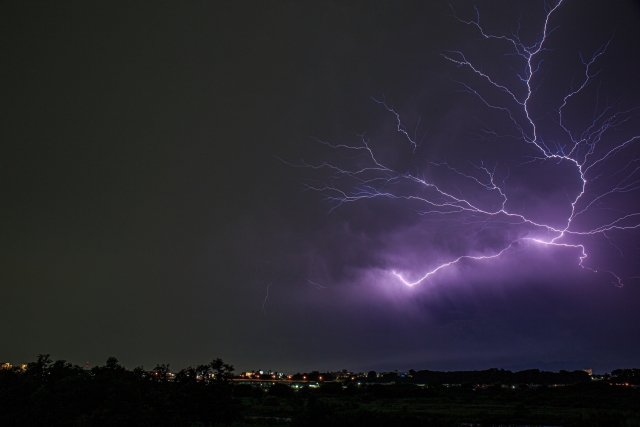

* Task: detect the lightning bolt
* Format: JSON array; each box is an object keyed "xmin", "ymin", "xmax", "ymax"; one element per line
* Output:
[
  {"xmin": 305, "ymin": 278, "xmax": 327, "ymax": 289},
  {"xmin": 262, "ymin": 283, "xmax": 272, "ymax": 315},
  {"xmin": 286, "ymin": 1, "xmax": 640, "ymax": 287}
]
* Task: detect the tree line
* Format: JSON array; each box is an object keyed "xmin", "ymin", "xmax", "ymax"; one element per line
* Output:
[
  {"xmin": 1, "ymin": 354, "xmax": 638, "ymax": 426},
  {"xmin": 0, "ymin": 354, "xmax": 237, "ymax": 426}
]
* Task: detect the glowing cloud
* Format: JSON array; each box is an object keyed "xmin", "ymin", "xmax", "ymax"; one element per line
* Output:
[{"xmin": 287, "ymin": 0, "xmax": 640, "ymax": 287}]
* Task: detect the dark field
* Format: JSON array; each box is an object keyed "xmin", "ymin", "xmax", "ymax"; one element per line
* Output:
[{"xmin": 235, "ymin": 382, "xmax": 640, "ymax": 427}]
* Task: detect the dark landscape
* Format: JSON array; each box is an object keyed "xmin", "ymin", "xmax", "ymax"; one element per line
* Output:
[{"xmin": 1, "ymin": 356, "xmax": 639, "ymax": 426}]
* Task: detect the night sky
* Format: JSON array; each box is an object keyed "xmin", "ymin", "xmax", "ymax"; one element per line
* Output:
[{"xmin": 2, "ymin": 0, "xmax": 640, "ymax": 374}]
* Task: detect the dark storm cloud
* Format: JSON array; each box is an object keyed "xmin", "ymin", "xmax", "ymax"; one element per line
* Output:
[
  {"xmin": 242, "ymin": 250, "xmax": 639, "ymax": 373},
  {"xmin": 243, "ymin": 0, "xmax": 640, "ymax": 371},
  {"xmin": 1, "ymin": 0, "xmax": 639, "ymax": 373},
  {"xmin": 263, "ymin": 244, "xmax": 640, "ymax": 372}
]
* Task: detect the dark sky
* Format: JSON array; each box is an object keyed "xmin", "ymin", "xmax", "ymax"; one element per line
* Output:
[{"xmin": 2, "ymin": 0, "xmax": 640, "ymax": 374}]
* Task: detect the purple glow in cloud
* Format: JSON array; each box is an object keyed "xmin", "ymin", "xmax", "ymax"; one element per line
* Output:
[{"xmin": 287, "ymin": 0, "xmax": 640, "ymax": 288}]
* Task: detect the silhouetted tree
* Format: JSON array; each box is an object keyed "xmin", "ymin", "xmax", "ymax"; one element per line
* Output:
[{"xmin": 210, "ymin": 357, "xmax": 234, "ymax": 381}]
